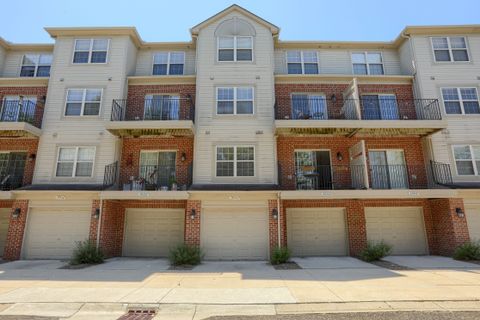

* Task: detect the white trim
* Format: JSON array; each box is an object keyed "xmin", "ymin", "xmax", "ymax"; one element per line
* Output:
[
  {"xmin": 72, "ymin": 38, "xmax": 110, "ymax": 64},
  {"xmin": 216, "ymin": 87, "xmax": 254, "ymax": 115},
  {"xmin": 440, "ymin": 87, "xmax": 479, "ymax": 115},
  {"xmin": 217, "ymin": 36, "xmax": 253, "ymax": 62},
  {"xmin": 54, "ymin": 146, "xmax": 96, "ymax": 178},
  {"xmin": 151, "ymin": 51, "xmax": 185, "ymax": 75},
  {"xmin": 64, "ymin": 88, "xmax": 103, "ymax": 117},
  {"xmin": 215, "ymin": 145, "xmax": 255, "ymax": 177},
  {"xmin": 430, "ymin": 36, "xmax": 470, "ymax": 63},
  {"xmin": 285, "ymin": 50, "xmax": 319, "ymax": 74},
  {"xmin": 351, "ymin": 51, "xmax": 384, "ymax": 75}
]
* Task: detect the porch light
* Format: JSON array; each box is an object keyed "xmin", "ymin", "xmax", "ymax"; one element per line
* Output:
[
  {"xmin": 190, "ymin": 209, "xmax": 196, "ymax": 220},
  {"xmin": 330, "ymin": 94, "xmax": 337, "ymax": 103},
  {"xmin": 272, "ymin": 208, "xmax": 278, "ymax": 220},
  {"xmin": 455, "ymin": 207, "xmax": 465, "ymax": 218},
  {"xmin": 336, "ymin": 152, "xmax": 343, "ymax": 161},
  {"xmin": 12, "ymin": 208, "xmax": 21, "ymax": 219},
  {"xmin": 28, "ymin": 154, "xmax": 36, "ymax": 161},
  {"xmin": 181, "ymin": 152, "xmax": 187, "ymax": 162},
  {"xmin": 93, "ymin": 208, "xmax": 100, "ymax": 219}
]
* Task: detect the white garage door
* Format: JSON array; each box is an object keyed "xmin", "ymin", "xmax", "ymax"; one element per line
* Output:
[
  {"xmin": 123, "ymin": 208, "xmax": 184, "ymax": 257},
  {"xmin": 23, "ymin": 207, "xmax": 91, "ymax": 259},
  {"xmin": 201, "ymin": 205, "xmax": 269, "ymax": 260},
  {"xmin": 466, "ymin": 205, "xmax": 480, "ymax": 241},
  {"xmin": 365, "ymin": 207, "xmax": 428, "ymax": 255},
  {"xmin": 0, "ymin": 209, "xmax": 10, "ymax": 256},
  {"xmin": 287, "ymin": 208, "xmax": 347, "ymax": 256}
]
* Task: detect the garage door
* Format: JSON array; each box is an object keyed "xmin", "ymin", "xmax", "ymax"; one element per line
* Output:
[
  {"xmin": 466, "ymin": 205, "xmax": 480, "ymax": 241},
  {"xmin": 0, "ymin": 209, "xmax": 10, "ymax": 256},
  {"xmin": 23, "ymin": 207, "xmax": 91, "ymax": 259},
  {"xmin": 365, "ymin": 207, "xmax": 428, "ymax": 255},
  {"xmin": 123, "ymin": 208, "xmax": 184, "ymax": 257},
  {"xmin": 287, "ymin": 208, "xmax": 347, "ymax": 256},
  {"xmin": 201, "ymin": 205, "xmax": 269, "ymax": 260}
]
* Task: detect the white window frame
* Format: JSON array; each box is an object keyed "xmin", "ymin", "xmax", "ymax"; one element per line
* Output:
[
  {"xmin": 351, "ymin": 51, "xmax": 384, "ymax": 75},
  {"xmin": 215, "ymin": 145, "xmax": 255, "ymax": 177},
  {"xmin": 452, "ymin": 145, "xmax": 480, "ymax": 176},
  {"xmin": 441, "ymin": 87, "xmax": 480, "ymax": 115},
  {"xmin": 216, "ymin": 87, "xmax": 254, "ymax": 115},
  {"xmin": 20, "ymin": 54, "xmax": 52, "ymax": 77},
  {"xmin": 64, "ymin": 88, "xmax": 103, "ymax": 117},
  {"xmin": 72, "ymin": 39, "xmax": 110, "ymax": 64},
  {"xmin": 431, "ymin": 36, "xmax": 470, "ymax": 63},
  {"xmin": 55, "ymin": 146, "xmax": 96, "ymax": 178},
  {"xmin": 151, "ymin": 51, "xmax": 185, "ymax": 75},
  {"xmin": 285, "ymin": 51, "xmax": 319, "ymax": 74},
  {"xmin": 217, "ymin": 36, "xmax": 253, "ymax": 62}
]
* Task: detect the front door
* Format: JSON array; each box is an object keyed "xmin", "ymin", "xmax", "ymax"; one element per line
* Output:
[
  {"xmin": 139, "ymin": 151, "xmax": 176, "ymax": 189},
  {"xmin": 369, "ymin": 150, "xmax": 408, "ymax": 189},
  {"xmin": 0, "ymin": 152, "xmax": 27, "ymax": 190},
  {"xmin": 295, "ymin": 151, "xmax": 332, "ymax": 190}
]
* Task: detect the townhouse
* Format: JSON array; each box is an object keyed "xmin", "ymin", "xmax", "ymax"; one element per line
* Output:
[{"xmin": 0, "ymin": 5, "xmax": 478, "ymax": 260}]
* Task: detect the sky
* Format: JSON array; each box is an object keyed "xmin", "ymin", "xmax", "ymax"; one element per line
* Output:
[{"xmin": 1, "ymin": 0, "xmax": 479, "ymax": 43}]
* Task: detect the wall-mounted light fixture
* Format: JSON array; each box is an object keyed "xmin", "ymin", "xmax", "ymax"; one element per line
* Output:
[
  {"xmin": 455, "ymin": 207, "xmax": 465, "ymax": 218},
  {"xmin": 272, "ymin": 208, "xmax": 278, "ymax": 220},
  {"xmin": 336, "ymin": 152, "xmax": 343, "ymax": 161},
  {"xmin": 93, "ymin": 208, "xmax": 100, "ymax": 219},
  {"xmin": 181, "ymin": 152, "xmax": 187, "ymax": 162},
  {"xmin": 12, "ymin": 208, "xmax": 21, "ymax": 219},
  {"xmin": 190, "ymin": 209, "xmax": 196, "ymax": 220},
  {"xmin": 28, "ymin": 154, "xmax": 36, "ymax": 161},
  {"xmin": 330, "ymin": 94, "xmax": 337, "ymax": 103}
]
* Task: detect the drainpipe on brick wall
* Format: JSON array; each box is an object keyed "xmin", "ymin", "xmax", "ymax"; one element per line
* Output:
[
  {"xmin": 277, "ymin": 192, "xmax": 281, "ymax": 248},
  {"xmin": 96, "ymin": 199, "xmax": 103, "ymax": 249}
]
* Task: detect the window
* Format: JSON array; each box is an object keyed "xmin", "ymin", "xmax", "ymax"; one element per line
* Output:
[
  {"xmin": 65, "ymin": 89, "xmax": 102, "ymax": 116},
  {"xmin": 152, "ymin": 52, "xmax": 185, "ymax": 75},
  {"xmin": 139, "ymin": 151, "xmax": 176, "ymax": 187},
  {"xmin": 144, "ymin": 95, "xmax": 180, "ymax": 120},
  {"xmin": 453, "ymin": 145, "xmax": 480, "ymax": 176},
  {"xmin": 286, "ymin": 51, "xmax": 319, "ymax": 74},
  {"xmin": 291, "ymin": 94, "xmax": 327, "ymax": 119},
  {"xmin": 432, "ymin": 37, "xmax": 469, "ymax": 62},
  {"xmin": 352, "ymin": 52, "xmax": 384, "ymax": 75},
  {"xmin": 20, "ymin": 54, "xmax": 52, "ymax": 77},
  {"xmin": 441, "ymin": 87, "xmax": 479, "ymax": 115},
  {"xmin": 73, "ymin": 39, "xmax": 109, "ymax": 64},
  {"xmin": 216, "ymin": 87, "xmax": 254, "ymax": 115},
  {"xmin": 216, "ymin": 146, "xmax": 254, "ymax": 177},
  {"xmin": 56, "ymin": 147, "xmax": 95, "ymax": 177},
  {"xmin": 218, "ymin": 36, "xmax": 253, "ymax": 61}
]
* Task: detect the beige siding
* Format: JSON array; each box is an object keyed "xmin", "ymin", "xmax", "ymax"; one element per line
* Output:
[
  {"xmin": 33, "ymin": 36, "xmax": 135, "ymax": 184},
  {"xmin": 134, "ymin": 48, "xmax": 196, "ymax": 76},
  {"xmin": 1, "ymin": 50, "xmax": 53, "ymax": 77},
  {"xmin": 193, "ymin": 12, "xmax": 276, "ymax": 184},
  {"xmin": 0, "ymin": 46, "xmax": 6, "ymax": 75},
  {"xmin": 274, "ymin": 48, "xmax": 403, "ymax": 75},
  {"xmin": 411, "ymin": 35, "xmax": 480, "ymax": 184}
]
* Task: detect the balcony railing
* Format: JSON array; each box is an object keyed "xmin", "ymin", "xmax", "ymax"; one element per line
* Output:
[
  {"xmin": 275, "ymin": 97, "xmax": 442, "ymax": 121},
  {"xmin": 103, "ymin": 161, "xmax": 118, "ymax": 189},
  {"xmin": 117, "ymin": 164, "xmax": 192, "ymax": 191},
  {"xmin": 430, "ymin": 161, "xmax": 454, "ymax": 186},
  {"xmin": 368, "ymin": 164, "xmax": 428, "ymax": 189},
  {"xmin": 0, "ymin": 99, "xmax": 43, "ymax": 128},
  {"xmin": 294, "ymin": 164, "xmax": 367, "ymax": 190},
  {"xmin": 0, "ymin": 173, "xmax": 26, "ymax": 191},
  {"xmin": 111, "ymin": 96, "xmax": 195, "ymax": 122}
]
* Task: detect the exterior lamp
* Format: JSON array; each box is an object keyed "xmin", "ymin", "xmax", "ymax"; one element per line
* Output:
[
  {"xmin": 330, "ymin": 94, "xmax": 337, "ymax": 103},
  {"xmin": 272, "ymin": 208, "xmax": 278, "ymax": 220},
  {"xmin": 455, "ymin": 207, "xmax": 465, "ymax": 218},
  {"xmin": 93, "ymin": 208, "xmax": 100, "ymax": 219},
  {"xmin": 12, "ymin": 208, "xmax": 21, "ymax": 219},
  {"xmin": 190, "ymin": 209, "xmax": 196, "ymax": 220},
  {"xmin": 336, "ymin": 152, "xmax": 343, "ymax": 161},
  {"xmin": 181, "ymin": 152, "xmax": 187, "ymax": 162}
]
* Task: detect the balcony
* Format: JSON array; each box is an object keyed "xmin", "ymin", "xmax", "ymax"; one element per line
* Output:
[
  {"xmin": 0, "ymin": 154, "xmax": 29, "ymax": 192},
  {"xmin": 274, "ymin": 97, "xmax": 446, "ymax": 137},
  {"xmin": 105, "ymin": 96, "xmax": 195, "ymax": 137},
  {"xmin": 0, "ymin": 99, "xmax": 43, "ymax": 137}
]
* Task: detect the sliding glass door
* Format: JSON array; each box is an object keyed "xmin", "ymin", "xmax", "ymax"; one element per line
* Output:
[{"xmin": 369, "ymin": 150, "xmax": 408, "ymax": 189}]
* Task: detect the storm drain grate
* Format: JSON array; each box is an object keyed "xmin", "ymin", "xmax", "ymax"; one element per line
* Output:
[{"xmin": 117, "ymin": 309, "xmax": 156, "ymax": 320}]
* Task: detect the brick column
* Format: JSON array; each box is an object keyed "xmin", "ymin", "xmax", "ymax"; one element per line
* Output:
[
  {"xmin": 268, "ymin": 199, "xmax": 281, "ymax": 251},
  {"xmin": 345, "ymin": 200, "xmax": 367, "ymax": 257},
  {"xmin": 99, "ymin": 200, "xmax": 125, "ymax": 257},
  {"xmin": 185, "ymin": 200, "xmax": 201, "ymax": 246},
  {"xmin": 3, "ymin": 200, "xmax": 29, "ymax": 261},
  {"xmin": 89, "ymin": 200, "xmax": 100, "ymax": 244},
  {"xmin": 429, "ymin": 198, "xmax": 470, "ymax": 256}
]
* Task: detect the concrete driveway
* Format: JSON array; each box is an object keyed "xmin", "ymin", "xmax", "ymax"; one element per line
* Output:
[{"xmin": 0, "ymin": 256, "xmax": 478, "ymax": 307}]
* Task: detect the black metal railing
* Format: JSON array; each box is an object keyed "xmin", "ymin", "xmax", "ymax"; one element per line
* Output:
[
  {"xmin": 275, "ymin": 97, "xmax": 441, "ymax": 121},
  {"xmin": 0, "ymin": 174, "xmax": 25, "ymax": 191},
  {"xmin": 111, "ymin": 96, "xmax": 195, "ymax": 122},
  {"xmin": 0, "ymin": 99, "xmax": 41, "ymax": 127},
  {"xmin": 368, "ymin": 164, "xmax": 428, "ymax": 189},
  {"xmin": 293, "ymin": 164, "xmax": 367, "ymax": 190},
  {"xmin": 121, "ymin": 165, "xmax": 191, "ymax": 191},
  {"xmin": 103, "ymin": 161, "xmax": 118, "ymax": 189},
  {"xmin": 430, "ymin": 161, "xmax": 454, "ymax": 186}
]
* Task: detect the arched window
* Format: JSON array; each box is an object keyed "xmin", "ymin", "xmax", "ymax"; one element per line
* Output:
[{"xmin": 215, "ymin": 18, "xmax": 255, "ymax": 62}]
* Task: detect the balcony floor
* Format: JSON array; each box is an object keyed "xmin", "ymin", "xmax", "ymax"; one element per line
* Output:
[
  {"xmin": 0, "ymin": 122, "xmax": 42, "ymax": 137},
  {"xmin": 104, "ymin": 120, "xmax": 194, "ymax": 137}
]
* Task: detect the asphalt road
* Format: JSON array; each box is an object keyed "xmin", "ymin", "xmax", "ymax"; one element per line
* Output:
[{"xmin": 207, "ymin": 311, "xmax": 480, "ymax": 320}]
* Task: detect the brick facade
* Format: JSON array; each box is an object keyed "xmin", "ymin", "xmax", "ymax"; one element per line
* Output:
[
  {"xmin": 120, "ymin": 136, "xmax": 194, "ymax": 188},
  {"xmin": 0, "ymin": 138, "xmax": 39, "ymax": 186},
  {"xmin": 125, "ymin": 84, "xmax": 196, "ymax": 121},
  {"xmin": 0, "ymin": 86, "xmax": 47, "ymax": 129},
  {"xmin": 3, "ymin": 200, "xmax": 28, "ymax": 260},
  {"xmin": 185, "ymin": 200, "xmax": 201, "ymax": 247},
  {"xmin": 277, "ymin": 136, "xmax": 427, "ymax": 190}
]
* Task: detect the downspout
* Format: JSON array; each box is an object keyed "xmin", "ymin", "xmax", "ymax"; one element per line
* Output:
[
  {"xmin": 277, "ymin": 192, "xmax": 281, "ymax": 248},
  {"xmin": 96, "ymin": 198, "xmax": 103, "ymax": 249}
]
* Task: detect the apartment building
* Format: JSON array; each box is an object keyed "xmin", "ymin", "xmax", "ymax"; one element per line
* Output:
[{"xmin": 0, "ymin": 5, "xmax": 478, "ymax": 260}]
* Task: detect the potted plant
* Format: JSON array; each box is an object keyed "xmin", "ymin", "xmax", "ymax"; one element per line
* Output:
[{"xmin": 169, "ymin": 176, "xmax": 178, "ymax": 191}]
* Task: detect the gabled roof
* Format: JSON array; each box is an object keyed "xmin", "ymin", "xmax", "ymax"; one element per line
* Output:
[{"xmin": 190, "ymin": 4, "xmax": 280, "ymax": 36}]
